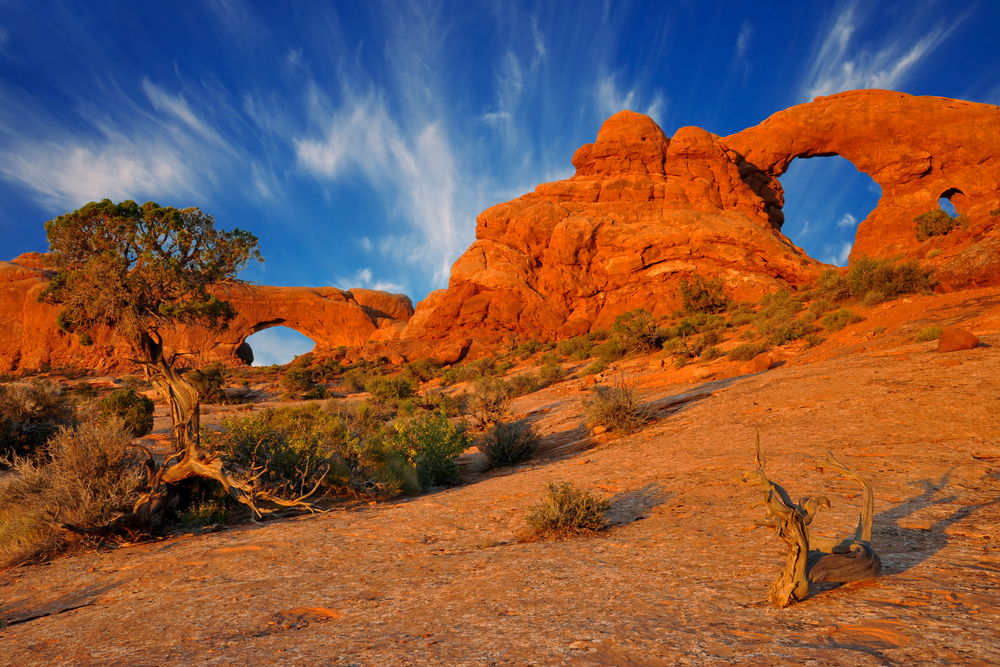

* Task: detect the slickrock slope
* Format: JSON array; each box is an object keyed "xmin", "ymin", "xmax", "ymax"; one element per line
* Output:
[
  {"xmin": 0, "ymin": 253, "xmax": 412, "ymax": 373},
  {"xmin": 2, "ymin": 330, "xmax": 998, "ymax": 665},
  {"xmin": 725, "ymin": 89, "xmax": 1000, "ymax": 289},
  {"xmin": 404, "ymin": 111, "xmax": 822, "ymax": 346}
]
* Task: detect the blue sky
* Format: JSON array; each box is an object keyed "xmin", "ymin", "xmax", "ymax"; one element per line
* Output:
[{"xmin": 2, "ymin": 1, "xmax": 997, "ymax": 364}]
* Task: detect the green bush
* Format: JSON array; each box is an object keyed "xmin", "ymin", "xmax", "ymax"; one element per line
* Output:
[
  {"xmin": 180, "ymin": 499, "xmax": 230, "ymax": 527},
  {"xmin": 914, "ymin": 209, "xmax": 969, "ymax": 241},
  {"xmin": 803, "ymin": 333, "xmax": 824, "ymax": 349},
  {"xmin": 804, "ymin": 298, "xmax": 835, "ymax": 322},
  {"xmin": 815, "ymin": 269, "xmax": 852, "ymax": 302},
  {"xmin": 914, "ymin": 326, "xmax": 944, "ymax": 342},
  {"xmin": 525, "ymin": 482, "xmax": 610, "ymax": 539},
  {"xmin": 558, "ymin": 337, "xmax": 595, "ymax": 361},
  {"xmin": 185, "ymin": 362, "xmax": 231, "ymax": 404},
  {"xmin": 514, "ymin": 339, "xmax": 544, "ymax": 360},
  {"xmin": 68, "ymin": 381, "xmax": 98, "ymax": 403},
  {"xmin": 611, "ymin": 309, "xmax": 662, "ymax": 355},
  {"xmin": 584, "ymin": 361, "xmax": 606, "ymax": 375},
  {"xmin": 387, "ymin": 412, "xmax": 470, "ymax": 487},
  {"xmin": 845, "ymin": 256, "xmax": 933, "ymax": 302},
  {"xmin": 0, "ymin": 379, "xmax": 76, "ymax": 459},
  {"xmin": 0, "ymin": 419, "xmax": 145, "ymax": 567},
  {"xmin": 538, "ymin": 362, "xmax": 566, "ymax": 387},
  {"xmin": 99, "ymin": 388, "xmax": 154, "ymax": 437},
  {"xmin": 593, "ymin": 337, "xmax": 628, "ymax": 363},
  {"xmin": 469, "ymin": 376, "xmax": 513, "ymax": 427},
  {"xmin": 343, "ymin": 365, "xmax": 380, "ymax": 392},
  {"xmin": 583, "ymin": 376, "xmax": 652, "ymax": 434},
  {"xmin": 280, "ymin": 365, "xmax": 316, "ymax": 397},
  {"xmin": 479, "ymin": 418, "xmax": 540, "ymax": 468},
  {"xmin": 821, "ymin": 308, "xmax": 864, "ymax": 332},
  {"xmin": 679, "ymin": 276, "xmax": 730, "ymax": 314},
  {"xmin": 364, "ymin": 376, "xmax": 416, "ymax": 404},
  {"xmin": 510, "ymin": 373, "xmax": 541, "ymax": 396},
  {"xmin": 727, "ymin": 341, "xmax": 769, "ymax": 362},
  {"xmin": 752, "ymin": 291, "xmax": 813, "ymax": 345},
  {"xmin": 700, "ymin": 346, "xmax": 723, "ymax": 361}
]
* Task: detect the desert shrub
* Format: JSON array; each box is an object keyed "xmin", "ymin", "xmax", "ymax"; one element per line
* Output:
[
  {"xmin": 538, "ymin": 362, "xmax": 566, "ymax": 387},
  {"xmin": 514, "ymin": 340, "xmax": 544, "ymax": 360},
  {"xmin": 727, "ymin": 341, "xmax": 769, "ymax": 362},
  {"xmin": 416, "ymin": 390, "xmax": 468, "ymax": 418},
  {"xmin": 478, "ymin": 418, "xmax": 540, "ymax": 469},
  {"xmin": 364, "ymin": 376, "xmax": 416, "ymax": 404},
  {"xmin": 583, "ymin": 375, "xmax": 652, "ymax": 434},
  {"xmin": 700, "ymin": 346, "xmax": 723, "ymax": 361},
  {"xmin": 280, "ymin": 365, "xmax": 316, "ymax": 397},
  {"xmin": 815, "ymin": 268, "xmax": 852, "ymax": 302},
  {"xmin": 99, "ymin": 388, "xmax": 154, "ymax": 437},
  {"xmin": 78, "ymin": 332, "xmax": 94, "ymax": 346},
  {"xmin": 871, "ymin": 325, "xmax": 887, "ymax": 336},
  {"xmin": 525, "ymin": 482, "xmax": 610, "ymax": 539},
  {"xmin": 845, "ymin": 256, "xmax": 933, "ymax": 301},
  {"xmin": 0, "ymin": 379, "xmax": 76, "ymax": 459},
  {"xmin": 558, "ymin": 337, "xmax": 595, "ymax": 361},
  {"xmin": 470, "ymin": 376, "xmax": 514, "ymax": 427},
  {"xmin": 679, "ymin": 276, "xmax": 730, "ymax": 314},
  {"xmin": 914, "ymin": 325, "xmax": 944, "ymax": 342},
  {"xmin": 180, "ymin": 499, "xmax": 230, "ymax": 527},
  {"xmin": 464, "ymin": 356, "xmax": 499, "ymax": 380},
  {"xmin": 510, "ymin": 373, "xmax": 541, "ymax": 397},
  {"xmin": 804, "ymin": 298, "xmax": 835, "ymax": 322},
  {"xmin": 343, "ymin": 366, "xmax": 379, "ymax": 392},
  {"xmin": 728, "ymin": 310, "xmax": 754, "ymax": 327},
  {"xmin": 311, "ymin": 356, "xmax": 344, "ymax": 381},
  {"xmin": 584, "ymin": 361, "xmax": 606, "ymax": 375},
  {"xmin": 0, "ymin": 419, "xmax": 146, "ymax": 567},
  {"xmin": 593, "ymin": 337, "xmax": 628, "ymax": 363},
  {"xmin": 386, "ymin": 412, "xmax": 470, "ymax": 487},
  {"xmin": 914, "ymin": 209, "xmax": 969, "ymax": 241},
  {"xmin": 302, "ymin": 386, "xmax": 331, "ymax": 400},
  {"xmin": 68, "ymin": 381, "xmax": 98, "ymax": 403},
  {"xmin": 862, "ymin": 290, "xmax": 887, "ymax": 306},
  {"xmin": 821, "ymin": 308, "xmax": 864, "ymax": 332},
  {"xmin": 803, "ymin": 333, "xmax": 824, "ymax": 349},
  {"xmin": 752, "ymin": 291, "xmax": 813, "ymax": 345},
  {"xmin": 213, "ymin": 405, "xmax": 418, "ymax": 499},
  {"xmin": 926, "ymin": 248, "xmax": 943, "ymax": 259},
  {"xmin": 185, "ymin": 362, "xmax": 231, "ymax": 404},
  {"xmin": 611, "ymin": 309, "xmax": 663, "ymax": 355}
]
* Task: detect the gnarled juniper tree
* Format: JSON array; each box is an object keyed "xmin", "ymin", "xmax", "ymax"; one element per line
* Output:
[{"xmin": 40, "ymin": 199, "xmax": 264, "ymax": 531}]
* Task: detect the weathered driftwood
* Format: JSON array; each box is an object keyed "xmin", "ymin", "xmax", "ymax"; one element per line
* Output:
[{"xmin": 739, "ymin": 434, "xmax": 881, "ymax": 608}]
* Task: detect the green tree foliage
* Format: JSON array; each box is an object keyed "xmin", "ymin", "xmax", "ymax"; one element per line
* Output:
[
  {"xmin": 913, "ymin": 209, "xmax": 969, "ymax": 242},
  {"xmin": 98, "ymin": 388, "xmax": 155, "ymax": 437},
  {"xmin": 41, "ymin": 199, "xmax": 261, "ymax": 347}
]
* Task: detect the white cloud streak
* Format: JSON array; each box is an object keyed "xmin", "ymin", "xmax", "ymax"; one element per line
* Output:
[
  {"xmin": 800, "ymin": 0, "xmax": 962, "ymax": 102},
  {"xmin": 295, "ymin": 89, "xmax": 460, "ymax": 284},
  {"xmin": 733, "ymin": 20, "xmax": 753, "ymax": 73},
  {"xmin": 336, "ymin": 267, "xmax": 404, "ymax": 293},
  {"xmin": 836, "ymin": 212, "xmax": 857, "ymax": 228},
  {"xmin": 595, "ymin": 74, "xmax": 665, "ymax": 125}
]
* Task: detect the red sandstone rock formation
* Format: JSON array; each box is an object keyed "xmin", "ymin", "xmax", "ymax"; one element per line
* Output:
[
  {"xmin": 725, "ymin": 89, "xmax": 1000, "ymax": 289},
  {"xmin": 0, "ymin": 253, "xmax": 413, "ymax": 373},
  {"xmin": 401, "ymin": 110, "xmax": 822, "ymax": 347},
  {"xmin": 4, "ymin": 90, "xmax": 999, "ymax": 371}
]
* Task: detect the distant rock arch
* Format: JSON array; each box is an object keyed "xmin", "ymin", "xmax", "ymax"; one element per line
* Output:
[{"xmin": 723, "ymin": 89, "xmax": 1000, "ymax": 265}]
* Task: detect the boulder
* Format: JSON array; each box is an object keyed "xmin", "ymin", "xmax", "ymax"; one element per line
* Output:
[{"xmin": 937, "ymin": 327, "xmax": 979, "ymax": 352}]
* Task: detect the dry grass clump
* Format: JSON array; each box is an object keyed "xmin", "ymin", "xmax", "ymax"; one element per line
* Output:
[
  {"xmin": 0, "ymin": 379, "xmax": 76, "ymax": 459},
  {"xmin": 524, "ymin": 481, "xmax": 610, "ymax": 540},
  {"xmin": 821, "ymin": 308, "xmax": 864, "ymax": 332},
  {"xmin": 914, "ymin": 326, "xmax": 944, "ymax": 342},
  {"xmin": 479, "ymin": 418, "xmax": 540, "ymax": 469},
  {"xmin": 583, "ymin": 375, "xmax": 652, "ymax": 434},
  {"xmin": 469, "ymin": 376, "xmax": 514, "ymax": 427},
  {"xmin": 0, "ymin": 419, "xmax": 145, "ymax": 568},
  {"xmin": 727, "ymin": 341, "xmax": 769, "ymax": 362}
]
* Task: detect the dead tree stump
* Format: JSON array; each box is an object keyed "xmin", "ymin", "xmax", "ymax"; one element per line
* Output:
[{"xmin": 739, "ymin": 435, "xmax": 882, "ymax": 608}]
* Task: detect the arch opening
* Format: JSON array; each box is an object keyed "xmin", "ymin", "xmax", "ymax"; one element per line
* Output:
[
  {"xmin": 777, "ymin": 155, "xmax": 882, "ymax": 266},
  {"xmin": 939, "ymin": 187, "xmax": 967, "ymax": 215},
  {"xmin": 243, "ymin": 325, "xmax": 316, "ymax": 367}
]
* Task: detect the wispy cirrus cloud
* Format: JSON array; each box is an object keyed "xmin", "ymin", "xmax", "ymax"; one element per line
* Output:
[
  {"xmin": 336, "ymin": 267, "xmax": 405, "ymax": 293},
  {"xmin": 800, "ymin": 0, "xmax": 965, "ymax": 102},
  {"xmin": 732, "ymin": 20, "xmax": 753, "ymax": 75},
  {"xmin": 595, "ymin": 73, "xmax": 665, "ymax": 125},
  {"xmin": 294, "ymin": 88, "xmax": 460, "ymax": 285}
]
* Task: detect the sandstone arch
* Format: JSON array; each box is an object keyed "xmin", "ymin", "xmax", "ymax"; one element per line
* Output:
[
  {"xmin": 0, "ymin": 254, "xmax": 413, "ymax": 373},
  {"xmin": 724, "ymin": 89, "xmax": 1000, "ymax": 279}
]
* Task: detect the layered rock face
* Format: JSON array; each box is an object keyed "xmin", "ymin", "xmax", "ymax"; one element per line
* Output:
[
  {"xmin": 725, "ymin": 89, "xmax": 1000, "ymax": 289},
  {"xmin": 403, "ymin": 110, "xmax": 821, "ymax": 345},
  {"xmin": 0, "ymin": 253, "xmax": 413, "ymax": 373}
]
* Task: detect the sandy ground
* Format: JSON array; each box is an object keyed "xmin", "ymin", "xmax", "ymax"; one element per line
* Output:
[{"xmin": 1, "ymin": 293, "xmax": 999, "ymax": 666}]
